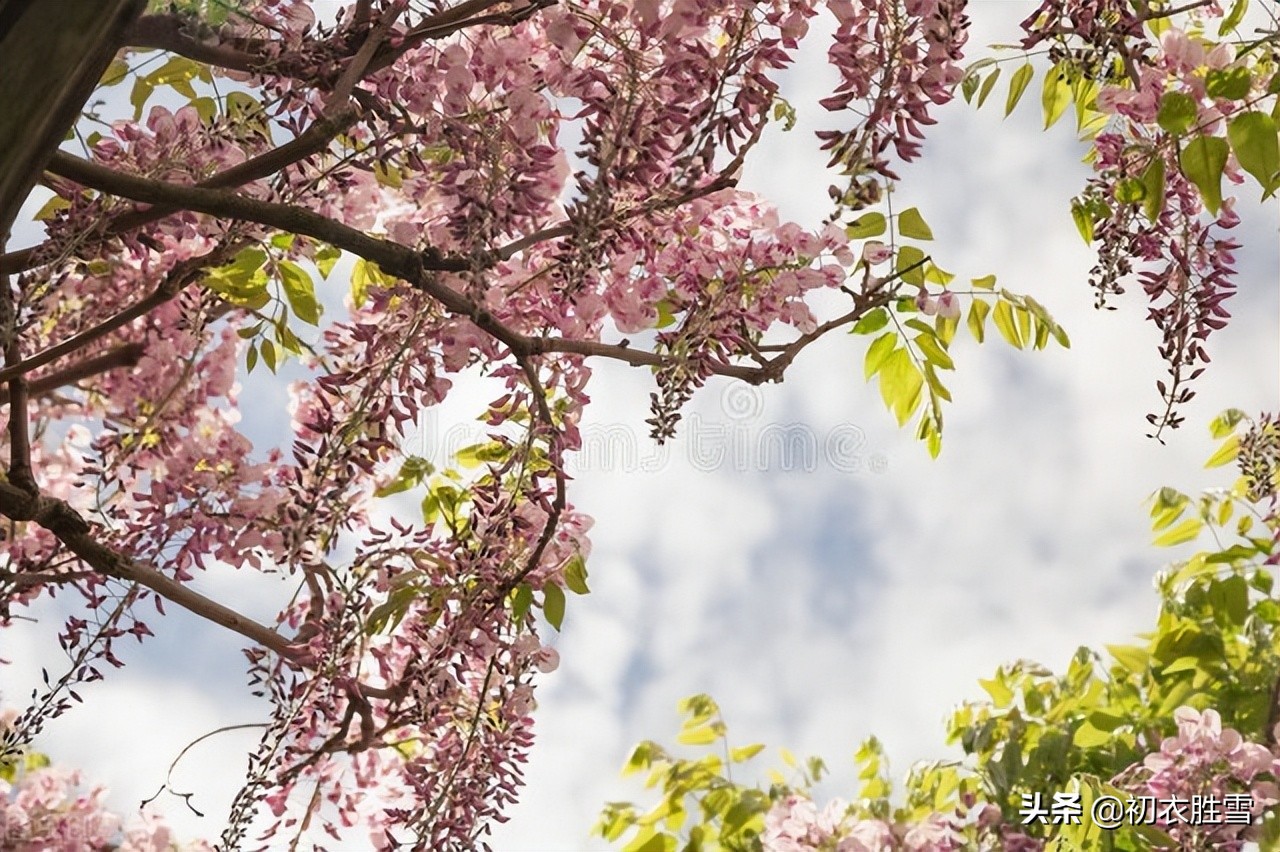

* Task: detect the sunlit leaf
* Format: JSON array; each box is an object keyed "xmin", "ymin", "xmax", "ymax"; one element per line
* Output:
[
  {"xmin": 1227, "ymin": 111, "xmax": 1280, "ymax": 197},
  {"xmin": 1041, "ymin": 62, "xmax": 1072, "ymax": 129},
  {"xmin": 898, "ymin": 207, "xmax": 933, "ymax": 240},
  {"xmin": 1179, "ymin": 135, "xmax": 1229, "ymax": 215}
]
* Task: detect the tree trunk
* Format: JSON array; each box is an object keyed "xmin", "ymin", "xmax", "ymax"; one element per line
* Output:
[{"xmin": 0, "ymin": 0, "xmax": 145, "ymax": 240}]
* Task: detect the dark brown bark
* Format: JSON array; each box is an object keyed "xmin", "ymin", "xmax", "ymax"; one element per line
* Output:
[{"xmin": 0, "ymin": 0, "xmax": 145, "ymax": 239}]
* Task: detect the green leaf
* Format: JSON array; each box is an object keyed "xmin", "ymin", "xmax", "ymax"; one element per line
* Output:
[
  {"xmin": 99, "ymin": 58, "xmax": 130, "ymax": 88},
  {"xmin": 878, "ymin": 348, "xmax": 924, "ymax": 426},
  {"xmin": 864, "ymin": 332, "xmax": 897, "ymax": 380},
  {"xmin": 1227, "ymin": 111, "xmax": 1280, "ymax": 196},
  {"xmin": 315, "ymin": 244, "xmax": 341, "ymax": 279},
  {"xmin": 1134, "ymin": 825, "xmax": 1181, "ymax": 849},
  {"xmin": 916, "ymin": 334, "xmax": 954, "ymax": 370},
  {"xmin": 1140, "ymin": 156, "xmax": 1166, "ymax": 222},
  {"xmin": 1204, "ymin": 435, "xmax": 1240, "ymax": 468},
  {"xmin": 979, "ymin": 676, "xmax": 1013, "ymax": 708},
  {"xmin": 1106, "ymin": 644, "xmax": 1149, "ymax": 674},
  {"xmin": 565, "ymin": 554, "xmax": 591, "ymax": 595},
  {"xmin": 971, "ymin": 274, "xmax": 996, "ymax": 290},
  {"xmin": 1216, "ymin": 575, "xmax": 1250, "ymax": 625},
  {"xmin": 1070, "ymin": 198, "xmax": 1096, "ymax": 243},
  {"xmin": 1156, "ymin": 91, "xmax": 1198, "ymax": 136},
  {"xmin": 1209, "ymin": 408, "xmax": 1247, "ymax": 438},
  {"xmin": 966, "ymin": 299, "xmax": 990, "ymax": 343},
  {"xmin": 977, "ymin": 67, "xmax": 1001, "ymax": 109},
  {"xmin": 145, "ymin": 56, "xmax": 205, "ymax": 99},
  {"xmin": 511, "ymin": 583, "xmax": 534, "ymax": 620},
  {"xmin": 992, "ymin": 301, "xmax": 1023, "ymax": 349},
  {"xmin": 1113, "ymin": 177, "xmax": 1146, "ymax": 204},
  {"xmin": 1042, "ymin": 62, "xmax": 1072, "ymax": 129},
  {"xmin": 260, "ymin": 338, "xmax": 279, "ymax": 373},
  {"xmin": 1219, "ymin": 0, "xmax": 1248, "ymax": 35},
  {"xmin": 851, "ymin": 307, "xmax": 890, "ymax": 335},
  {"xmin": 729, "ymin": 744, "xmax": 764, "ymax": 762},
  {"xmin": 846, "ymin": 212, "xmax": 886, "ymax": 239},
  {"xmin": 1179, "ymin": 135, "xmax": 1229, "ymax": 215},
  {"xmin": 130, "ymin": 78, "xmax": 155, "ymax": 119},
  {"xmin": 544, "ymin": 583, "xmax": 566, "ymax": 631},
  {"xmin": 1153, "ymin": 518, "xmax": 1203, "ymax": 547},
  {"xmin": 898, "ymin": 207, "xmax": 934, "ymax": 240},
  {"xmin": 1071, "ymin": 721, "xmax": 1112, "ymax": 748},
  {"xmin": 676, "ymin": 724, "xmax": 722, "ymax": 746},
  {"xmin": 1206, "ymin": 66, "xmax": 1253, "ymax": 100},
  {"xmin": 1006, "ymin": 63, "xmax": 1033, "ymax": 117},
  {"xmin": 278, "ymin": 261, "xmax": 322, "ymax": 325},
  {"xmin": 895, "ymin": 245, "xmax": 926, "ymax": 286}
]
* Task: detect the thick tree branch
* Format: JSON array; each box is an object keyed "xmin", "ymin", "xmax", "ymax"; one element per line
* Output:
[
  {"xmin": 125, "ymin": 14, "xmax": 264, "ymax": 74},
  {"xmin": 47, "ymin": 151, "xmax": 468, "ymax": 276},
  {"xmin": 0, "ymin": 479, "xmax": 299, "ymax": 659},
  {"xmin": 0, "ymin": 107, "xmax": 358, "ymax": 276},
  {"xmin": 40, "ymin": 153, "xmax": 539, "ymax": 356},
  {"xmin": 41, "ymin": 153, "xmax": 885, "ymax": 393},
  {"xmin": 0, "ymin": 0, "xmax": 145, "ymax": 238}
]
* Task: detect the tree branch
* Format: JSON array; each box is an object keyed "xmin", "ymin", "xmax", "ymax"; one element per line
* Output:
[
  {"xmin": 47, "ymin": 151, "xmax": 468, "ymax": 276},
  {"xmin": 125, "ymin": 14, "xmax": 264, "ymax": 73},
  {"xmin": 0, "ymin": 244, "xmax": 235, "ymax": 385},
  {"xmin": 0, "ymin": 479, "xmax": 299, "ymax": 660},
  {"xmin": 0, "ymin": 342, "xmax": 144, "ymax": 406},
  {"xmin": 1, "ymin": 107, "xmax": 358, "ymax": 276}
]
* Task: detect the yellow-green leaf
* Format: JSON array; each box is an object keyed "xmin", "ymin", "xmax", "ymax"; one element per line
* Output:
[
  {"xmin": 1153, "ymin": 518, "xmax": 1203, "ymax": 547},
  {"xmin": 1006, "ymin": 63, "xmax": 1033, "ymax": 117},
  {"xmin": 846, "ymin": 212, "xmax": 887, "ymax": 239},
  {"xmin": 1042, "ymin": 62, "xmax": 1072, "ymax": 129},
  {"xmin": 977, "ymin": 67, "xmax": 1001, "ymax": 109},
  {"xmin": 1204, "ymin": 435, "xmax": 1240, "ymax": 468},
  {"xmin": 992, "ymin": 300, "xmax": 1023, "ymax": 349},
  {"xmin": 1140, "ymin": 156, "xmax": 1166, "ymax": 222},
  {"xmin": 33, "ymin": 195, "xmax": 71, "ymax": 221},
  {"xmin": 916, "ymin": 334, "xmax": 954, "ymax": 370},
  {"xmin": 544, "ymin": 582, "xmax": 566, "ymax": 630},
  {"xmin": 864, "ymin": 332, "xmax": 897, "ymax": 380},
  {"xmin": 1180, "ymin": 135, "xmax": 1229, "ymax": 215},
  {"xmin": 878, "ymin": 348, "xmax": 924, "ymax": 426},
  {"xmin": 676, "ymin": 724, "xmax": 722, "ymax": 746},
  {"xmin": 1072, "ymin": 721, "xmax": 1111, "ymax": 748},
  {"xmin": 279, "ymin": 260, "xmax": 322, "ymax": 325},
  {"xmin": 565, "ymin": 554, "xmax": 590, "ymax": 595},
  {"xmin": 898, "ymin": 207, "xmax": 933, "ymax": 240},
  {"xmin": 967, "ymin": 299, "xmax": 990, "ymax": 343},
  {"xmin": 1227, "ymin": 111, "xmax": 1280, "ymax": 197}
]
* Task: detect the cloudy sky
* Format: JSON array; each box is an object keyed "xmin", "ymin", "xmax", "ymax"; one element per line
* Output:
[{"xmin": 4, "ymin": 2, "xmax": 1278, "ymax": 850}]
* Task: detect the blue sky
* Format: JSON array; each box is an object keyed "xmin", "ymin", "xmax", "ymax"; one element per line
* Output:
[{"xmin": 3, "ymin": 2, "xmax": 1278, "ymax": 850}]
